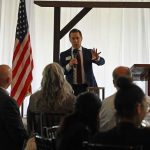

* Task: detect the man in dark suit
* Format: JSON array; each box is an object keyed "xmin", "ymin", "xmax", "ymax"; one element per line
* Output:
[
  {"xmin": 0, "ymin": 64, "xmax": 28, "ymax": 150},
  {"xmin": 60, "ymin": 28, "xmax": 105, "ymax": 95}
]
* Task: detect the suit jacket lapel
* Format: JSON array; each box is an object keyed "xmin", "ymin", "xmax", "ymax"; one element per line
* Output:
[
  {"xmin": 68, "ymin": 48, "xmax": 72, "ymax": 58},
  {"xmin": 64, "ymin": 48, "xmax": 72, "ymax": 63},
  {"xmin": 67, "ymin": 48, "xmax": 72, "ymax": 56}
]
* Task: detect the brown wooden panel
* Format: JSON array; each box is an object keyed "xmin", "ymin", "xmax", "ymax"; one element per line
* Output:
[
  {"xmin": 130, "ymin": 64, "xmax": 150, "ymax": 96},
  {"xmin": 34, "ymin": 1, "xmax": 150, "ymax": 8},
  {"xmin": 130, "ymin": 64, "xmax": 150, "ymax": 81}
]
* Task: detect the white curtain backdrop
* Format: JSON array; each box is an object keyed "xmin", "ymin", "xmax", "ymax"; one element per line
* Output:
[{"xmin": 0, "ymin": 0, "xmax": 150, "ymax": 116}]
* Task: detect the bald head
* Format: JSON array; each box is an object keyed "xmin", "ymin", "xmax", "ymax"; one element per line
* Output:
[
  {"xmin": 112, "ymin": 66, "xmax": 132, "ymax": 88},
  {"xmin": 0, "ymin": 65, "xmax": 12, "ymax": 89}
]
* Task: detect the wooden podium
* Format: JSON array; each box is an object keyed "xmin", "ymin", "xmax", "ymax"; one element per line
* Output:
[{"xmin": 130, "ymin": 64, "xmax": 150, "ymax": 96}]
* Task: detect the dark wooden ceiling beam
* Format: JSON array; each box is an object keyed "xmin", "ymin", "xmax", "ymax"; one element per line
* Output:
[
  {"xmin": 53, "ymin": 7, "xmax": 61, "ymax": 63},
  {"xmin": 34, "ymin": 1, "xmax": 150, "ymax": 8}
]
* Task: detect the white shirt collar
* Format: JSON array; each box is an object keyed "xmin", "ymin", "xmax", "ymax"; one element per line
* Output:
[
  {"xmin": 0, "ymin": 87, "xmax": 9, "ymax": 95},
  {"xmin": 71, "ymin": 46, "xmax": 82, "ymax": 51}
]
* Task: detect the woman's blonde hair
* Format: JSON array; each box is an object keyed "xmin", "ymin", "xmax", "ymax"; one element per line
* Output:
[{"xmin": 40, "ymin": 62, "xmax": 73, "ymax": 110}]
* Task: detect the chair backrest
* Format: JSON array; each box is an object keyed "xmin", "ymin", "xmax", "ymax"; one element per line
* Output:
[
  {"xmin": 43, "ymin": 125, "xmax": 59, "ymax": 139},
  {"xmin": 87, "ymin": 87, "xmax": 105, "ymax": 100},
  {"xmin": 30, "ymin": 112, "xmax": 65, "ymax": 136},
  {"xmin": 82, "ymin": 141, "xmax": 143, "ymax": 150},
  {"xmin": 42, "ymin": 112, "xmax": 65, "ymax": 127},
  {"xmin": 35, "ymin": 135, "xmax": 54, "ymax": 150}
]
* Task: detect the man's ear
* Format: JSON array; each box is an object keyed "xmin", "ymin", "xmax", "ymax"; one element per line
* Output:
[
  {"xmin": 113, "ymin": 80, "xmax": 115, "ymax": 85},
  {"xmin": 113, "ymin": 80, "xmax": 117, "ymax": 87},
  {"xmin": 6, "ymin": 77, "xmax": 11, "ymax": 85}
]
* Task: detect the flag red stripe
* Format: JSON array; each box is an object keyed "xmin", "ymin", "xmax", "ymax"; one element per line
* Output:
[
  {"xmin": 11, "ymin": 55, "xmax": 31, "ymax": 97},
  {"xmin": 13, "ymin": 41, "xmax": 21, "ymax": 61},
  {"xmin": 12, "ymin": 35, "xmax": 29, "ymax": 66},
  {"xmin": 12, "ymin": 38, "xmax": 29, "ymax": 78},
  {"xmin": 12, "ymin": 60, "xmax": 33, "ymax": 102},
  {"xmin": 17, "ymin": 72, "xmax": 33, "ymax": 106}
]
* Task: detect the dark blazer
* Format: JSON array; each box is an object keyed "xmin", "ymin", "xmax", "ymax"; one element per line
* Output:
[
  {"xmin": 60, "ymin": 47, "xmax": 105, "ymax": 87},
  {"xmin": 94, "ymin": 122, "xmax": 150, "ymax": 149},
  {"xmin": 0, "ymin": 88, "xmax": 28, "ymax": 150}
]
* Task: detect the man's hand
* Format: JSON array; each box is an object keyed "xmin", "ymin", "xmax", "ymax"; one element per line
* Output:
[
  {"xmin": 91, "ymin": 48, "xmax": 101, "ymax": 61},
  {"xmin": 69, "ymin": 58, "xmax": 78, "ymax": 67}
]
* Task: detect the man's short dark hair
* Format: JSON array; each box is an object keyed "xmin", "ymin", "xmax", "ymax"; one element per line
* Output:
[{"xmin": 69, "ymin": 28, "xmax": 82, "ymax": 38}]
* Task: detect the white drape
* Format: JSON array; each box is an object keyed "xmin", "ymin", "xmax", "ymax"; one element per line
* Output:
[{"xmin": 0, "ymin": 0, "xmax": 150, "ymax": 115}]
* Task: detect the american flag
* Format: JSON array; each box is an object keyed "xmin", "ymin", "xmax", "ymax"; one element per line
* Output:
[{"xmin": 11, "ymin": 0, "xmax": 33, "ymax": 106}]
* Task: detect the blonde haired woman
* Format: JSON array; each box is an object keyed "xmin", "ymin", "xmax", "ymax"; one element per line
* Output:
[{"xmin": 27, "ymin": 62, "xmax": 75, "ymax": 136}]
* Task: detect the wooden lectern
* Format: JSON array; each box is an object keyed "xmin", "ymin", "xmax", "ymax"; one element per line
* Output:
[{"xmin": 130, "ymin": 64, "xmax": 150, "ymax": 96}]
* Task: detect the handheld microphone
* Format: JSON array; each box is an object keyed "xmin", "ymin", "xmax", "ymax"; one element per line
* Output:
[
  {"xmin": 73, "ymin": 49, "xmax": 78, "ymax": 58},
  {"xmin": 73, "ymin": 49, "xmax": 78, "ymax": 68}
]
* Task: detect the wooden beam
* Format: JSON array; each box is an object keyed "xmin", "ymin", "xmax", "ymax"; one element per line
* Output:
[
  {"xmin": 60, "ymin": 8, "xmax": 92, "ymax": 39},
  {"xmin": 34, "ymin": 1, "xmax": 150, "ymax": 8},
  {"xmin": 53, "ymin": 7, "xmax": 60, "ymax": 62}
]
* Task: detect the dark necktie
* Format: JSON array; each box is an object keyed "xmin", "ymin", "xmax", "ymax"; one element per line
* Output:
[{"xmin": 76, "ymin": 51, "xmax": 82, "ymax": 84}]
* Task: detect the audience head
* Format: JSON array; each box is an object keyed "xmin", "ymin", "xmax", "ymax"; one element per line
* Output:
[
  {"xmin": 41, "ymin": 62, "xmax": 73, "ymax": 108},
  {"xmin": 112, "ymin": 66, "xmax": 132, "ymax": 89},
  {"xmin": 69, "ymin": 28, "xmax": 82, "ymax": 49},
  {"xmin": 75, "ymin": 91, "xmax": 102, "ymax": 123},
  {"xmin": 114, "ymin": 77, "xmax": 147, "ymax": 126},
  {"xmin": 0, "ymin": 64, "xmax": 12, "ymax": 89},
  {"xmin": 41, "ymin": 62, "xmax": 65, "ymax": 89}
]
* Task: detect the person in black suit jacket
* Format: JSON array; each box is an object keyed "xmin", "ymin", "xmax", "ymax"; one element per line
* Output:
[
  {"xmin": 0, "ymin": 64, "xmax": 28, "ymax": 150},
  {"xmin": 60, "ymin": 28, "xmax": 105, "ymax": 95}
]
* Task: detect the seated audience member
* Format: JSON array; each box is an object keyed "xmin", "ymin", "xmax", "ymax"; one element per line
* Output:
[
  {"xmin": 99, "ymin": 66, "xmax": 132, "ymax": 131},
  {"xmin": 24, "ymin": 137, "xmax": 36, "ymax": 150},
  {"xmin": 94, "ymin": 77, "xmax": 150, "ymax": 149},
  {"xmin": 56, "ymin": 92, "xmax": 102, "ymax": 150},
  {"xmin": 99, "ymin": 66, "xmax": 150, "ymax": 131},
  {"xmin": 0, "ymin": 64, "xmax": 28, "ymax": 150},
  {"xmin": 27, "ymin": 62, "xmax": 75, "ymax": 136}
]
